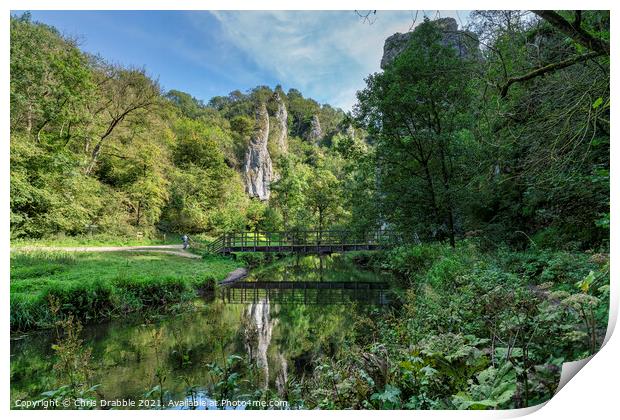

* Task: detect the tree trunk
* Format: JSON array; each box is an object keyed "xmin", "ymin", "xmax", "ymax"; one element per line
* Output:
[
  {"xmin": 136, "ymin": 201, "xmax": 142, "ymax": 227},
  {"xmin": 438, "ymin": 141, "xmax": 456, "ymax": 248},
  {"xmin": 26, "ymin": 103, "xmax": 33, "ymax": 135},
  {"xmin": 422, "ymin": 162, "xmax": 443, "ymax": 234},
  {"xmin": 85, "ymin": 141, "xmax": 103, "ymax": 174}
]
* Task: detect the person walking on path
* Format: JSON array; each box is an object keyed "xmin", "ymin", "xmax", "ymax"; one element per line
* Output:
[{"xmin": 181, "ymin": 234, "xmax": 190, "ymax": 250}]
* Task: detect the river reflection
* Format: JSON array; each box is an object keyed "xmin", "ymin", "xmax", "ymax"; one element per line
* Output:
[
  {"xmin": 222, "ymin": 281, "xmax": 389, "ymax": 305},
  {"xmin": 10, "ymin": 255, "xmax": 392, "ymax": 409}
]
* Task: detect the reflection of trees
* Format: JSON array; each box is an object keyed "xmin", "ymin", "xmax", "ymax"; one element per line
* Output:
[
  {"xmin": 241, "ymin": 298, "xmax": 353, "ymax": 395},
  {"xmin": 273, "ymin": 304, "xmax": 355, "ymax": 375},
  {"xmin": 248, "ymin": 254, "xmax": 389, "ymax": 284},
  {"xmin": 112, "ymin": 304, "xmax": 244, "ymax": 398}
]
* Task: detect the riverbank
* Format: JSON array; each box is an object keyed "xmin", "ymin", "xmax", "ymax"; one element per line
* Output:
[
  {"xmin": 291, "ymin": 242, "xmax": 610, "ymax": 409},
  {"xmin": 10, "ymin": 243, "xmax": 611, "ymax": 409},
  {"xmin": 10, "ymin": 250, "xmax": 242, "ymax": 332},
  {"xmin": 10, "ymin": 253, "xmax": 388, "ymax": 408}
]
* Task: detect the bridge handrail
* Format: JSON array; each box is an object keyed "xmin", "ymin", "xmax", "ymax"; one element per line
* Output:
[{"xmin": 206, "ymin": 229, "xmax": 400, "ymax": 253}]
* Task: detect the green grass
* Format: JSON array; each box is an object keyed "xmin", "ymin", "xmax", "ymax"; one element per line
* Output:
[
  {"xmin": 11, "ymin": 233, "xmax": 219, "ymax": 250},
  {"xmin": 10, "ymin": 234, "xmax": 180, "ymax": 248},
  {"xmin": 10, "ymin": 250, "xmax": 241, "ymax": 332}
]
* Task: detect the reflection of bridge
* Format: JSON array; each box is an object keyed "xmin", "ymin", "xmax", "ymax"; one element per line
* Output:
[
  {"xmin": 219, "ymin": 281, "xmax": 389, "ymax": 305},
  {"xmin": 206, "ymin": 230, "xmax": 400, "ymax": 254}
]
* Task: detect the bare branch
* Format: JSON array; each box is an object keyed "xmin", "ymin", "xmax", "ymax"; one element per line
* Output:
[{"xmin": 355, "ymin": 10, "xmax": 377, "ymax": 25}]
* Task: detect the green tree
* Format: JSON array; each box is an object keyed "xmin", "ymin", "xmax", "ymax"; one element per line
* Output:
[
  {"xmin": 467, "ymin": 10, "xmax": 609, "ymax": 248},
  {"xmin": 306, "ymin": 167, "xmax": 343, "ymax": 232},
  {"xmin": 356, "ymin": 18, "xmax": 477, "ymax": 246},
  {"xmin": 84, "ymin": 65, "xmax": 161, "ymax": 174},
  {"xmin": 270, "ymin": 155, "xmax": 311, "ymax": 230},
  {"xmin": 161, "ymin": 118, "xmax": 247, "ymax": 233},
  {"xmin": 10, "ymin": 13, "xmax": 94, "ymax": 143}
]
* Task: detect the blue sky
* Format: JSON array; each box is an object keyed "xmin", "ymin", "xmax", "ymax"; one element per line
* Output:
[{"xmin": 20, "ymin": 10, "xmax": 471, "ymax": 111}]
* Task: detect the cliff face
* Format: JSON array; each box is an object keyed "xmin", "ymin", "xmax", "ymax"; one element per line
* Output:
[
  {"xmin": 273, "ymin": 92, "xmax": 288, "ymax": 153},
  {"xmin": 243, "ymin": 103, "xmax": 273, "ymax": 201},
  {"xmin": 381, "ymin": 17, "xmax": 480, "ymax": 69},
  {"xmin": 306, "ymin": 114, "xmax": 323, "ymax": 144}
]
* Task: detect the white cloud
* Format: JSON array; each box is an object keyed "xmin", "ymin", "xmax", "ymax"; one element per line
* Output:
[{"xmin": 201, "ymin": 11, "xmax": 423, "ymax": 110}]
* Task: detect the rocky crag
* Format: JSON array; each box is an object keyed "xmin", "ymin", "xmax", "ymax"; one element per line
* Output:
[
  {"xmin": 306, "ymin": 114, "xmax": 323, "ymax": 144},
  {"xmin": 243, "ymin": 102, "xmax": 273, "ymax": 201},
  {"xmin": 273, "ymin": 91, "xmax": 288, "ymax": 153},
  {"xmin": 381, "ymin": 17, "xmax": 480, "ymax": 69},
  {"xmin": 242, "ymin": 92, "xmax": 291, "ymax": 201}
]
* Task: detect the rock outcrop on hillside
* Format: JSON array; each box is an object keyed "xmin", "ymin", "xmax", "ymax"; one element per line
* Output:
[
  {"xmin": 243, "ymin": 103, "xmax": 273, "ymax": 201},
  {"xmin": 381, "ymin": 17, "xmax": 480, "ymax": 69},
  {"xmin": 273, "ymin": 92, "xmax": 288, "ymax": 153},
  {"xmin": 306, "ymin": 115, "xmax": 323, "ymax": 144},
  {"xmin": 346, "ymin": 124, "xmax": 356, "ymax": 140}
]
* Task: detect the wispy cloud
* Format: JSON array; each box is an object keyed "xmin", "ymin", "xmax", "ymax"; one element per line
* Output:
[{"xmin": 198, "ymin": 11, "xmax": 437, "ymax": 110}]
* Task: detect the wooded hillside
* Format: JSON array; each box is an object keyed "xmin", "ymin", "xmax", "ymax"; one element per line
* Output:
[{"xmin": 11, "ymin": 11, "xmax": 609, "ymax": 252}]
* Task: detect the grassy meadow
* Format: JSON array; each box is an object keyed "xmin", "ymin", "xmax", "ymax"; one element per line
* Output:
[
  {"xmin": 10, "ymin": 250, "xmax": 241, "ymax": 332},
  {"xmin": 10, "ymin": 233, "xmax": 217, "ymax": 249}
]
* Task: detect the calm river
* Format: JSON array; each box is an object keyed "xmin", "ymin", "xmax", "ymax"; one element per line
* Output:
[{"xmin": 10, "ymin": 255, "xmax": 393, "ymax": 409}]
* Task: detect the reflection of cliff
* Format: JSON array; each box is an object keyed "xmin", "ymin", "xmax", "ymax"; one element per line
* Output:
[
  {"xmin": 243, "ymin": 298, "xmax": 287, "ymax": 390},
  {"xmin": 275, "ymin": 353, "xmax": 288, "ymax": 396}
]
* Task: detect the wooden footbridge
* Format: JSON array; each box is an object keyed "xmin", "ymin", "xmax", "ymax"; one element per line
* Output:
[{"xmin": 205, "ymin": 229, "xmax": 399, "ymax": 254}]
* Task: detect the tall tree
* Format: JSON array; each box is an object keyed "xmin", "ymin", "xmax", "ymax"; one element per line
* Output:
[
  {"xmin": 306, "ymin": 167, "xmax": 343, "ymax": 232},
  {"xmin": 356, "ymin": 18, "xmax": 477, "ymax": 246},
  {"xmin": 85, "ymin": 65, "xmax": 161, "ymax": 174}
]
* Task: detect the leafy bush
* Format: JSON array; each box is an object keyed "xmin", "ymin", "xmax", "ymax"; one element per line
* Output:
[
  {"xmin": 382, "ymin": 244, "xmax": 443, "ymax": 282},
  {"xmin": 425, "ymin": 253, "xmax": 471, "ymax": 289},
  {"xmin": 498, "ymin": 249, "xmax": 596, "ymax": 288},
  {"xmin": 113, "ymin": 276, "xmax": 192, "ymax": 308},
  {"xmin": 232, "ymin": 252, "xmax": 276, "ymax": 268},
  {"xmin": 452, "ymin": 362, "xmax": 516, "ymax": 409},
  {"xmin": 301, "ymin": 242, "xmax": 611, "ymax": 410},
  {"xmin": 44, "ymin": 280, "xmax": 116, "ymax": 322}
]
